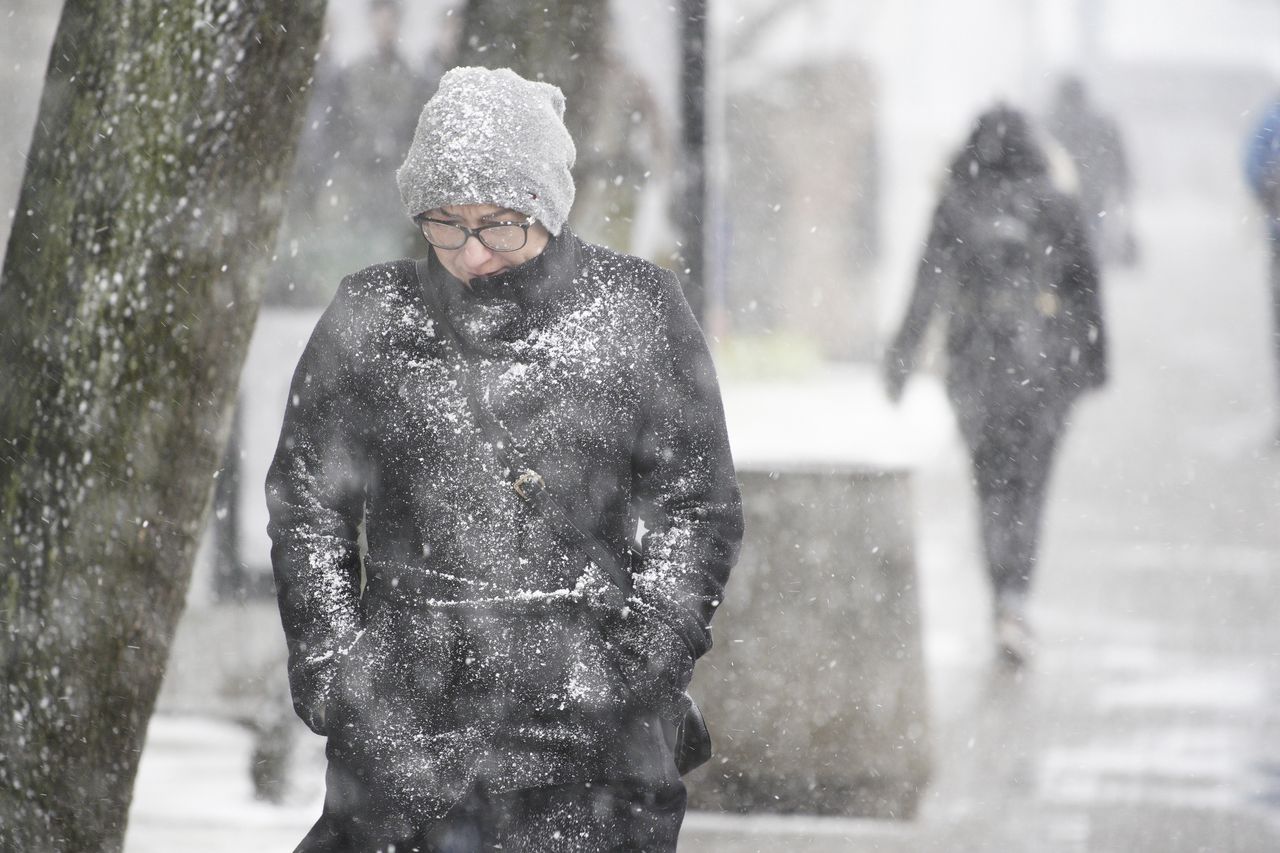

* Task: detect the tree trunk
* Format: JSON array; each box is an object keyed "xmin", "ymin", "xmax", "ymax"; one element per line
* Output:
[{"xmin": 0, "ymin": 2, "xmax": 326, "ymax": 850}]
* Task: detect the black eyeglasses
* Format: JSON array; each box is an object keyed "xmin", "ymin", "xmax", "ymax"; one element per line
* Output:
[{"xmin": 415, "ymin": 216, "xmax": 536, "ymax": 252}]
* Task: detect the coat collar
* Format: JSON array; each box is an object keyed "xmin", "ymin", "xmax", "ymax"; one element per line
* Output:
[
  {"xmin": 425, "ymin": 227, "xmax": 581, "ymax": 312},
  {"xmin": 421, "ymin": 228, "xmax": 582, "ymax": 353}
]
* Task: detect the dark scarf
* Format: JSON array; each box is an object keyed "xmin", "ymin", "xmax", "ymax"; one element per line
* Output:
[{"xmin": 425, "ymin": 228, "xmax": 582, "ymax": 358}]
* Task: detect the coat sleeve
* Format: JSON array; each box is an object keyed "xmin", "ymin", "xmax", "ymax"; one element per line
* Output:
[
  {"xmin": 883, "ymin": 199, "xmax": 955, "ymax": 397},
  {"xmin": 265, "ymin": 279, "xmax": 367, "ymax": 735},
  {"xmin": 1053, "ymin": 197, "xmax": 1108, "ymax": 390},
  {"xmin": 629, "ymin": 272, "xmax": 744, "ymax": 666}
]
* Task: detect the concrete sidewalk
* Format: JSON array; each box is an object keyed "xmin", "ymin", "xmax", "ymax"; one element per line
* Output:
[{"xmin": 123, "ymin": 715, "xmax": 924, "ymax": 853}]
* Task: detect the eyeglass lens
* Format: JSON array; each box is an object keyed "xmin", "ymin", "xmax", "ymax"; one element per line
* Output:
[{"xmin": 422, "ymin": 220, "xmax": 528, "ymax": 252}]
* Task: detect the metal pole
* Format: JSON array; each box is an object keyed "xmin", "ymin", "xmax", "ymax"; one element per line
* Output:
[{"xmin": 679, "ymin": 0, "xmax": 708, "ymax": 322}]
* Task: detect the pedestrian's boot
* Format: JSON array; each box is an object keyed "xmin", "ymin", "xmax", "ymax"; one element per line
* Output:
[{"xmin": 994, "ymin": 591, "xmax": 1034, "ymax": 668}]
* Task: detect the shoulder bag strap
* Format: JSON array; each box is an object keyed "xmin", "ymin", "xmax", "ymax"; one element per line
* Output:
[{"xmin": 413, "ymin": 258, "xmax": 640, "ymax": 593}]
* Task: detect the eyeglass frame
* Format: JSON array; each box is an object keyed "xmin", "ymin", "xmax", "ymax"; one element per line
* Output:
[{"xmin": 413, "ymin": 214, "xmax": 538, "ymax": 253}]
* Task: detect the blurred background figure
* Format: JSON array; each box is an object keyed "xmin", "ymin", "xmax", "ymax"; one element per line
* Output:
[
  {"xmin": 268, "ymin": 0, "xmax": 440, "ymax": 307},
  {"xmin": 329, "ymin": 0, "xmax": 438, "ymax": 243},
  {"xmin": 569, "ymin": 40, "xmax": 675, "ymax": 258},
  {"xmin": 882, "ymin": 105, "xmax": 1108, "ymax": 667},
  {"xmin": 1045, "ymin": 74, "xmax": 1137, "ymax": 267},
  {"xmin": 1245, "ymin": 89, "xmax": 1280, "ymax": 436}
]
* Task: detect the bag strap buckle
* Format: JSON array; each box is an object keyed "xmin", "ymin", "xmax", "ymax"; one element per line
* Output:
[{"xmin": 512, "ymin": 469, "xmax": 546, "ymax": 501}]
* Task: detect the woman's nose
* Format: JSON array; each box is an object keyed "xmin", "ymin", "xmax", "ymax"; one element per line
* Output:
[{"xmin": 461, "ymin": 234, "xmax": 493, "ymax": 264}]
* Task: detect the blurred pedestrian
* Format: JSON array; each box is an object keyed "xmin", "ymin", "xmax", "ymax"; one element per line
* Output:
[
  {"xmin": 267, "ymin": 66, "xmax": 742, "ymax": 851},
  {"xmin": 883, "ymin": 105, "xmax": 1108, "ymax": 666},
  {"xmin": 1245, "ymin": 91, "xmax": 1280, "ymax": 433},
  {"xmin": 1046, "ymin": 75, "xmax": 1137, "ymax": 267},
  {"xmin": 268, "ymin": 0, "xmax": 439, "ymax": 307},
  {"xmin": 331, "ymin": 0, "xmax": 437, "ymax": 247}
]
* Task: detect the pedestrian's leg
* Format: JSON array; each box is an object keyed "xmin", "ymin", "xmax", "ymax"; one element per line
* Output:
[
  {"xmin": 970, "ymin": 414, "xmax": 1049, "ymax": 666},
  {"xmin": 995, "ymin": 415, "xmax": 1068, "ymax": 667},
  {"xmin": 1005, "ymin": 425, "xmax": 1063, "ymax": 601},
  {"xmin": 969, "ymin": 437, "xmax": 1021, "ymax": 603}
]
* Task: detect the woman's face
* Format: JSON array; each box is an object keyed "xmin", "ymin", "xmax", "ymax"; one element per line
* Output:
[{"xmin": 421, "ymin": 203, "xmax": 550, "ymax": 285}]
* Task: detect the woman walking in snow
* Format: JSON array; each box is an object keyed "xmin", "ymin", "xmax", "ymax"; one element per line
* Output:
[
  {"xmin": 267, "ymin": 66, "xmax": 742, "ymax": 851},
  {"xmin": 883, "ymin": 105, "xmax": 1107, "ymax": 667}
]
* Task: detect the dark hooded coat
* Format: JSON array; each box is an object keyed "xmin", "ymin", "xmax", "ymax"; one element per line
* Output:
[
  {"xmin": 266, "ymin": 229, "xmax": 743, "ymax": 841},
  {"xmin": 884, "ymin": 107, "xmax": 1107, "ymax": 600},
  {"xmin": 885, "ymin": 106, "xmax": 1107, "ymax": 445}
]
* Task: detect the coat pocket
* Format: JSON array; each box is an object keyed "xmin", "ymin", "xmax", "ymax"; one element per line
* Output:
[
  {"xmin": 501, "ymin": 604, "xmax": 630, "ymax": 722},
  {"xmin": 323, "ymin": 609, "xmax": 494, "ymax": 822}
]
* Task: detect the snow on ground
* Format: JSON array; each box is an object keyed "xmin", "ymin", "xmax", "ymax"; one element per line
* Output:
[{"xmin": 126, "ymin": 716, "xmax": 321, "ymax": 853}]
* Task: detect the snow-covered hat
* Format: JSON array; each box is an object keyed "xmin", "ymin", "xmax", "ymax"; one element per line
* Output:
[{"xmin": 396, "ymin": 66, "xmax": 577, "ymax": 235}]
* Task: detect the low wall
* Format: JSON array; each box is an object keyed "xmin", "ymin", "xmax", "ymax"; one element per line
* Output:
[
  {"xmin": 160, "ymin": 463, "xmax": 932, "ymax": 816},
  {"xmin": 685, "ymin": 465, "xmax": 931, "ymax": 819}
]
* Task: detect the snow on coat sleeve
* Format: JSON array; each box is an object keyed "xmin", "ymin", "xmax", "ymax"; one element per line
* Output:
[
  {"xmin": 630, "ymin": 271, "xmax": 744, "ymax": 664},
  {"xmin": 265, "ymin": 279, "xmax": 367, "ymax": 735}
]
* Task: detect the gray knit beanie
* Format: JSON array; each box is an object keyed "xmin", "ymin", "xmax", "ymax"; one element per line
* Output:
[{"xmin": 396, "ymin": 67, "xmax": 577, "ymax": 235}]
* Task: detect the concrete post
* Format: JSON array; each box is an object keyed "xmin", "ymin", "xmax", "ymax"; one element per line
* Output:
[{"xmin": 686, "ymin": 465, "xmax": 931, "ymax": 818}]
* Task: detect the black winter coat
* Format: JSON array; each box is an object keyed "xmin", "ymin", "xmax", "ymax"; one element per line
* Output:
[
  {"xmin": 885, "ymin": 110, "xmax": 1107, "ymax": 446},
  {"xmin": 266, "ymin": 230, "xmax": 743, "ymax": 832}
]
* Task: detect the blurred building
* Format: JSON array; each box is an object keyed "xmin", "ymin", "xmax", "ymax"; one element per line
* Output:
[{"xmin": 719, "ymin": 57, "xmax": 880, "ymax": 362}]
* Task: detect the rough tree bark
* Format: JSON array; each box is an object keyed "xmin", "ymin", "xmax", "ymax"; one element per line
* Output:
[{"xmin": 0, "ymin": 1, "xmax": 326, "ymax": 850}]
